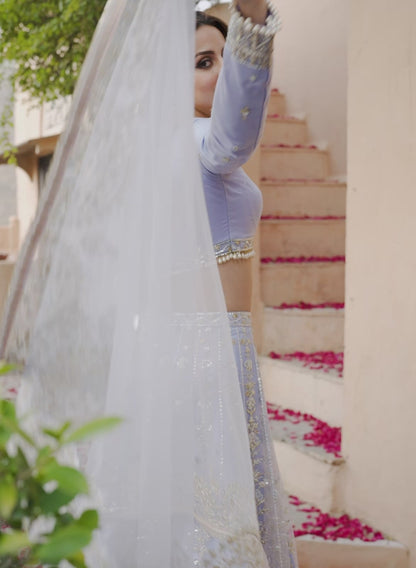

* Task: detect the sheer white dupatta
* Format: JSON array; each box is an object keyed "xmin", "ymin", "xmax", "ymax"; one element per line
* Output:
[{"xmin": 0, "ymin": 0, "xmax": 269, "ymax": 565}]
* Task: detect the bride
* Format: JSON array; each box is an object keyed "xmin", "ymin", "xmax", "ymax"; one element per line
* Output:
[
  {"xmin": 0, "ymin": 0, "xmax": 297, "ymax": 565},
  {"xmin": 194, "ymin": 3, "xmax": 297, "ymax": 566}
]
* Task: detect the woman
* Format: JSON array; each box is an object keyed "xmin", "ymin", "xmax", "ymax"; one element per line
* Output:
[{"xmin": 194, "ymin": 2, "xmax": 297, "ymax": 567}]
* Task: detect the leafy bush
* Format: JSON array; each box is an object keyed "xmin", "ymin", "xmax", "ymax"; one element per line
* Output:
[{"xmin": 0, "ymin": 366, "xmax": 120, "ymax": 567}]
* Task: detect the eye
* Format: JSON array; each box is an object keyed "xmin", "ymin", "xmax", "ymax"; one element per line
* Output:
[{"xmin": 196, "ymin": 57, "xmax": 213, "ymax": 70}]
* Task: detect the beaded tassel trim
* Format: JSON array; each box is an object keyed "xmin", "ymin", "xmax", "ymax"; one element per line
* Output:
[
  {"xmin": 215, "ymin": 238, "xmax": 255, "ymax": 264},
  {"xmin": 227, "ymin": 0, "xmax": 282, "ymax": 69}
]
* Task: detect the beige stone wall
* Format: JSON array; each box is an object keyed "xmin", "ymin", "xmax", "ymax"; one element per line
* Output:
[
  {"xmin": 206, "ymin": 3, "xmax": 230, "ymax": 21},
  {"xmin": 0, "ymin": 217, "xmax": 19, "ymax": 257},
  {"xmin": 270, "ymin": 0, "xmax": 347, "ymax": 176},
  {"xmin": 344, "ymin": 0, "xmax": 416, "ymax": 563},
  {"xmin": 16, "ymin": 165, "xmax": 37, "ymax": 247},
  {"xmin": 14, "ymin": 92, "xmax": 70, "ymax": 147},
  {"xmin": 0, "ymin": 69, "xmax": 17, "ymax": 224},
  {"xmin": 12, "ymin": 95, "xmax": 69, "ymax": 245}
]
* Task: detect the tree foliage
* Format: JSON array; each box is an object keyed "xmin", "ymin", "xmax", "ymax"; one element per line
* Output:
[
  {"xmin": 0, "ymin": 0, "xmax": 224, "ymax": 105},
  {"xmin": 0, "ymin": 0, "xmax": 107, "ymax": 103},
  {"xmin": 0, "ymin": 0, "xmax": 223, "ymax": 160}
]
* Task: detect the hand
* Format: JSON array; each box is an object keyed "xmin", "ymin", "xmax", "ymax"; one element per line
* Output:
[{"xmin": 234, "ymin": 0, "xmax": 268, "ymax": 25}]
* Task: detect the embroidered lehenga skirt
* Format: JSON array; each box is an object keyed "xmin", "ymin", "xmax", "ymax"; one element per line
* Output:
[{"xmin": 228, "ymin": 312, "xmax": 297, "ymax": 568}]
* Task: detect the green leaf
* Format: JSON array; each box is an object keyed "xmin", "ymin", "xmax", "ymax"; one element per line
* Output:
[
  {"xmin": 67, "ymin": 550, "xmax": 87, "ymax": 568},
  {"xmin": 43, "ymin": 421, "xmax": 71, "ymax": 442},
  {"xmin": 43, "ymin": 428, "xmax": 62, "ymax": 441},
  {"xmin": 38, "ymin": 488, "xmax": 75, "ymax": 514},
  {"xmin": 0, "ymin": 531, "xmax": 31, "ymax": 555},
  {"xmin": 0, "ymin": 400, "xmax": 36, "ymax": 448},
  {"xmin": 65, "ymin": 416, "xmax": 122, "ymax": 444},
  {"xmin": 55, "ymin": 512, "xmax": 75, "ymax": 528},
  {"xmin": 0, "ymin": 478, "xmax": 18, "ymax": 519},
  {"xmin": 36, "ymin": 445, "xmax": 53, "ymax": 467},
  {"xmin": 15, "ymin": 446, "xmax": 30, "ymax": 470},
  {"xmin": 0, "ymin": 424, "xmax": 12, "ymax": 447},
  {"xmin": 0, "ymin": 362, "xmax": 17, "ymax": 375},
  {"xmin": 16, "ymin": 426, "xmax": 37, "ymax": 448},
  {"xmin": 77, "ymin": 509, "xmax": 98, "ymax": 531},
  {"xmin": 0, "ymin": 400, "xmax": 17, "ymax": 425},
  {"xmin": 35, "ymin": 525, "xmax": 92, "ymax": 564},
  {"xmin": 40, "ymin": 463, "xmax": 89, "ymax": 496}
]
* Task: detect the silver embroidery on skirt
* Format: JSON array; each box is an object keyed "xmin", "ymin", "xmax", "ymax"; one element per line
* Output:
[{"xmin": 228, "ymin": 312, "xmax": 298, "ymax": 568}]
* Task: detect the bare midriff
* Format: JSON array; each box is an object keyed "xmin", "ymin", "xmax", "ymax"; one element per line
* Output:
[{"xmin": 218, "ymin": 257, "xmax": 253, "ymax": 312}]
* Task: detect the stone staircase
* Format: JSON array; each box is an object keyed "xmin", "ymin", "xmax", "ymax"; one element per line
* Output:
[
  {"xmin": 259, "ymin": 90, "xmax": 408, "ymax": 567},
  {"xmin": 259, "ymin": 88, "xmax": 346, "ymax": 374}
]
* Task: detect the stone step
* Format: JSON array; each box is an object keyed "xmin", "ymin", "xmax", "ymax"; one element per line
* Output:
[
  {"xmin": 290, "ymin": 493, "xmax": 408, "ymax": 568},
  {"xmin": 260, "ymin": 179, "xmax": 346, "ymax": 218},
  {"xmin": 275, "ymin": 438, "xmax": 341, "ymax": 516},
  {"xmin": 260, "ymin": 147, "xmax": 330, "ymax": 180},
  {"xmin": 281, "ymin": 439, "xmax": 408, "ymax": 566},
  {"xmin": 269, "ymin": 405, "xmax": 343, "ymax": 512},
  {"xmin": 260, "ymin": 218, "xmax": 345, "ymax": 258},
  {"xmin": 262, "ymin": 116, "xmax": 308, "ymax": 146},
  {"xmin": 267, "ymin": 89, "xmax": 286, "ymax": 115},
  {"xmin": 260, "ymin": 356, "xmax": 343, "ymax": 426},
  {"xmin": 261, "ymin": 259, "xmax": 345, "ymax": 306},
  {"xmin": 296, "ymin": 538, "xmax": 408, "ymax": 568},
  {"xmin": 296, "ymin": 536, "xmax": 409, "ymax": 568},
  {"xmin": 262, "ymin": 306, "xmax": 344, "ymax": 355}
]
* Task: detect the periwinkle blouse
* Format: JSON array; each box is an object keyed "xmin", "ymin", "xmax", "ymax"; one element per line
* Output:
[{"xmin": 194, "ymin": 4, "xmax": 279, "ymax": 263}]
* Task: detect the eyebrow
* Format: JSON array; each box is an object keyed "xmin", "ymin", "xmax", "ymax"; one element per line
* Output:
[
  {"xmin": 195, "ymin": 50, "xmax": 215, "ymax": 58},
  {"xmin": 195, "ymin": 48, "xmax": 224, "ymax": 59}
]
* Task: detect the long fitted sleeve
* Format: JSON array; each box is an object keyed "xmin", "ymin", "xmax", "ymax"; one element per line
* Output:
[
  {"xmin": 194, "ymin": 2, "xmax": 281, "ymax": 262},
  {"xmin": 197, "ymin": 2, "xmax": 281, "ymax": 175}
]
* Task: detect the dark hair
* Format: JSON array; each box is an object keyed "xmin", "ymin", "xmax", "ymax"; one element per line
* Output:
[{"xmin": 195, "ymin": 11, "xmax": 228, "ymax": 40}]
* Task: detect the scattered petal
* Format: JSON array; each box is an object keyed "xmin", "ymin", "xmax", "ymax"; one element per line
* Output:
[
  {"xmin": 272, "ymin": 302, "xmax": 345, "ymax": 311},
  {"xmin": 269, "ymin": 351, "xmax": 344, "ymax": 378},
  {"xmin": 267, "ymin": 401, "xmax": 343, "ymax": 456},
  {"xmin": 261, "ymin": 215, "xmax": 346, "ymax": 221},
  {"xmin": 261, "ymin": 256, "xmax": 345, "ymax": 264},
  {"xmin": 289, "ymin": 495, "xmax": 385, "ymax": 541}
]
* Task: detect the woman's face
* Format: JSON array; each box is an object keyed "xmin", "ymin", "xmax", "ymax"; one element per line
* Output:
[{"xmin": 194, "ymin": 25, "xmax": 225, "ymax": 118}]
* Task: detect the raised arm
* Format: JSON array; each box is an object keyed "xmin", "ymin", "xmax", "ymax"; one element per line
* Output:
[
  {"xmin": 198, "ymin": 0, "xmax": 280, "ymax": 174},
  {"xmin": 236, "ymin": 0, "xmax": 268, "ymax": 24}
]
